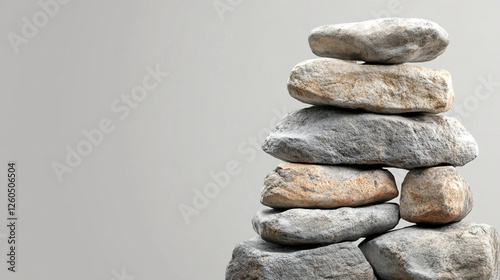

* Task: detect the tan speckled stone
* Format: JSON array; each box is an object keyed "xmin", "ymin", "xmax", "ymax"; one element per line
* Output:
[
  {"xmin": 288, "ymin": 58, "xmax": 454, "ymax": 114},
  {"xmin": 400, "ymin": 166, "xmax": 473, "ymax": 224},
  {"xmin": 261, "ymin": 163, "xmax": 398, "ymax": 209},
  {"xmin": 309, "ymin": 18, "xmax": 450, "ymax": 64}
]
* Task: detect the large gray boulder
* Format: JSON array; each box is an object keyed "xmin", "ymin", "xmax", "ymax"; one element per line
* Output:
[
  {"xmin": 309, "ymin": 18, "xmax": 450, "ymax": 64},
  {"xmin": 288, "ymin": 58, "xmax": 453, "ymax": 114},
  {"xmin": 262, "ymin": 106, "xmax": 478, "ymax": 169},
  {"xmin": 252, "ymin": 203, "xmax": 399, "ymax": 245},
  {"xmin": 261, "ymin": 163, "xmax": 398, "ymax": 209},
  {"xmin": 359, "ymin": 221, "xmax": 500, "ymax": 280},
  {"xmin": 226, "ymin": 237, "xmax": 377, "ymax": 280}
]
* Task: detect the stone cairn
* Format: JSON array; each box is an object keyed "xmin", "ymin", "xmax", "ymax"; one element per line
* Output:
[{"xmin": 226, "ymin": 18, "xmax": 500, "ymax": 280}]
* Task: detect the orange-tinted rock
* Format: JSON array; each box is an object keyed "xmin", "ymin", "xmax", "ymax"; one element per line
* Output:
[
  {"xmin": 400, "ymin": 166, "xmax": 473, "ymax": 224},
  {"xmin": 261, "ymin": 163, "xmax": 398, "ymax": 209}
]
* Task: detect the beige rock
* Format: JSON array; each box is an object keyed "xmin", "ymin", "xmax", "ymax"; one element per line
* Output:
[
  {"xmin": 261, "ymin": 163, "xmax": 398, "ymax": 209},
  {"xmin": 288, "ymin": 58, "xmax": 454, "ymax": 114},
  {"xmin": 400, "ymin": 166, "xmax": 473, "ymax": 224},
  {"xmin": 309, "ymin": 18, "xmax": 450, "ymax": 64}
]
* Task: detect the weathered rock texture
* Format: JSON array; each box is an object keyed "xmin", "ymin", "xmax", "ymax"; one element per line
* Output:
[
  {"xmin": 261, "ymin": 163, "xmax": 398, "ymax": 209},
  {"xmin": 359, "ymin": 221, "xmax": 500, "ymax": 280},
  {"xmin": 288, "ymin": 58, "xmax": 454, "ymax": 114},
  {"xmin": 226, "ymin": 237, "xmax": 377, "ymax": 280},
  {"xmin": 400, "ymin": 166, "xmax": 473, "ymax": 224},
  {"xmin": 262, "ymin": 106, "xmax": 478, "ymax": 169},
  {"xmin": 309, "ymin": 18, "xmax": 450, "ymax": 64},
  {"xmin": 252, "ymin": 203, "xmax": 399, "ymax": 245}
]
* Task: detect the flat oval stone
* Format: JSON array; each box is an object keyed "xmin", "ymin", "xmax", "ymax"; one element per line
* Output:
[
  {"xmin": 309, "ymin": 18, "xmax": 450, "ymax": 64},
  {"xmin": 400, "ymin": 166, "xmax": 473, "ymax": 224},
  {"xmin": 261, "ymin": 163, "xmax": 398, "ymax": 209},
  {"xmin": 288, "ymin": 58, "xmax": 454, "ymax": 114},
  {"xmin": 262, "ymin": 106, "xmax": 478, "ymax": 169},
  {"xmin": 359, "ymin": 221, "xmax": 500, "ymax": 280},
  {"xmin": 252, "ymin": 203, "xmax": 400, "ymax": 245},
  {"xmin": 226, "ymin": 238, "xmax": 377, "ymax": 280}
]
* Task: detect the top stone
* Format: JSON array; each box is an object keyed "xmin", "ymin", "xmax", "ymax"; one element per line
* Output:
[{"xmin": 309, "ymin": 18, "xmax": 450, "ymax": 64}]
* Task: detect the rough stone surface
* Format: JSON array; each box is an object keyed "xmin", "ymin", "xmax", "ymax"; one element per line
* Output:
[
  {"xmin": 309, "ymin": 18, "xmax": 450, "ymax": 64},
  {"xmin": 401, "ymin": 166, "xmax": 473, "ymax": 224},
  {"xmin": 359, "ymin": 221, "xmax": 500, "ymax": 280},
  {"xmin": 252, "ymin": 203, "xmax": 399, "ymax": 245},
  {"xmin": 262, "ymin": 106, "xmax": 478, "ymax": 169},
  {"xmin": 261, "ymin": 163, "xmax": 398, "ymax": 209},
  {"xmin": 288, "ymin": 58, "xmax": 454, "ymax": 114},
  {"xmin": 226, "ymin": 237, "xmax": 377, "ymax": 280}
]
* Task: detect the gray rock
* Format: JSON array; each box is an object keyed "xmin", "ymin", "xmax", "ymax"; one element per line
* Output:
[
  {"xmin": 226, "ymin": 237, "xmax": 377, "ymax": 280},
  {"xmin": 261, "ymin": 163, "xmax": 398, "ymax": 209},
  {"xmin": 400, "ymin": 166, "xmax": 473, "ymax": 224},
  {"xmin": 309, "ymin": 18, "xmax": 450, "ymax": 64},
  {"xmin": 262, "ymin": 106, "xmax": 478, "ymax": 169},
  {"xmin": 252, "ymin": 203, "xmax": 399, "ymax": 245},
  {"xmin": 288, "ymin": 58, "xmax": 454, "ymax": 114},
  {"xmin": 359, "ymin": 221, "xmax": 500, "ymax": 280}
]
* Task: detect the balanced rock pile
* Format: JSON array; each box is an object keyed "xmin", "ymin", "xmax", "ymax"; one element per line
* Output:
[{"xmin": 226, "ymin": 18, "xmax": 500, "ymax": 280}]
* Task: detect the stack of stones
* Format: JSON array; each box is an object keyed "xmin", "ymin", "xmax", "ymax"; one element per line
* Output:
[{"xmin": 226, "ymin": 18, "xmax": 500, "ymax": 280}]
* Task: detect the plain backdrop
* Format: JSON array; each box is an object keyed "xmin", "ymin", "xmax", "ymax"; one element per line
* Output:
[{"xmin": 0, "ymin": 1, "xmax": 499, "ymax": 279}]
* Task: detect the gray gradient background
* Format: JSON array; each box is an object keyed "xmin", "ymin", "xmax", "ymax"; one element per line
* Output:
[{"xmin": 0, "ymin": 1, "xmax": 499, "ymax": 279}]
